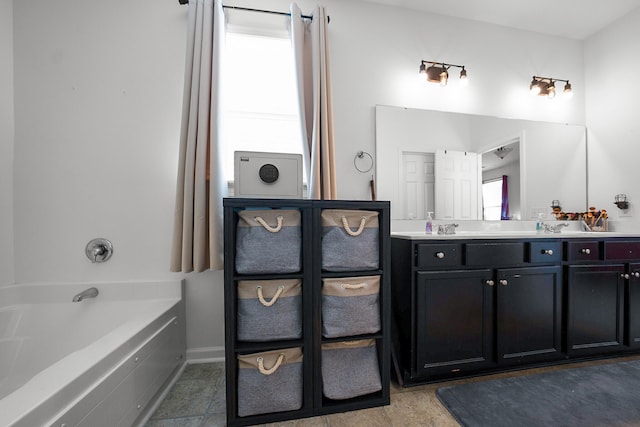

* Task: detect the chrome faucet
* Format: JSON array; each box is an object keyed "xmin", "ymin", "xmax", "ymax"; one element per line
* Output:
[
  {"xmin": 72, "ymin": 287, "xmax": 99, "ymax": 302},
  {"xmin": 542, "ymin": 222, "xmax": 569, "ymax": 233}
]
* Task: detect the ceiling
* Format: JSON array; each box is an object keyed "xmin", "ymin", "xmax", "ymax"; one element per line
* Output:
[{"xmin": 357, "ymin": 0, "xmax": 640, "ymax": 40}]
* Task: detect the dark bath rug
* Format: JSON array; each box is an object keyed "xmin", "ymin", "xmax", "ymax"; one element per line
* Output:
[{"xmin": 436, "ymin": 359, "xmax": 640, "ymax": 427}]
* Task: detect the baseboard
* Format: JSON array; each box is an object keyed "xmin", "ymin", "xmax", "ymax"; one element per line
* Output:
[{"xmin": 186, "ymin": 345, "xmax": 226, "ymax": 363}]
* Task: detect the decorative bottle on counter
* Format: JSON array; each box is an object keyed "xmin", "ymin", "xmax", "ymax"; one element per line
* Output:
[{"xmin": 426, "ymin": 212, "xmax": 433, "ymax": 234}]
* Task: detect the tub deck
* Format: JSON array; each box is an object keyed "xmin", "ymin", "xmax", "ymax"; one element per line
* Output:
[{"xmin": 0, "ymin": 280, "xmax": 185, "ymax": 427}]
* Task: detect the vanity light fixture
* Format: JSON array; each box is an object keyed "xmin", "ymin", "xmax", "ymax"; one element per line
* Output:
[
  {"xmin": 530, "ymin": 76, "xmax": 573, "ymax": 99},
  {"xmin": 419, "ymin": 60, "xmax": 468, "ymax": 86}
]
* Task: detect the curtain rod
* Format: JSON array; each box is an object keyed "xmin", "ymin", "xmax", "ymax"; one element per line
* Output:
[{"xmin": 177, "ymin": 1, "xmax": 323, "ymax": 22}]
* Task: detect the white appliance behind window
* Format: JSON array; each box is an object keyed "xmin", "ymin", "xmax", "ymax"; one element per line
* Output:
[{"xmin": 234, "ymin": 151, "xmax": 303, "ymax": 198}]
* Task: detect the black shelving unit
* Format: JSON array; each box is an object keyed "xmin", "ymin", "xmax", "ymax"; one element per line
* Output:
[{"xmin": 223, "ymin": 198, "xmax": 390, "ymax": 427}]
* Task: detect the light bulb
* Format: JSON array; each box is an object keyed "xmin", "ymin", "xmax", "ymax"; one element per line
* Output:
[
  {"xmin": 459, "ymin": 68, "xmax": 468, "ymax": 86},
  {"xmin": 563, "ymin": 82, "xmax": 573, "ymax": 99},
  {"xmin": 547, "ymin": 82, "xmax": 556, "ymax": 99},
  {"xmin": 530, "ymin": 78, "xmax": 541, "ymax": 95},
  {"xmin": 439, "ymin": 69, "xmax": 448, "ymax": 86}
]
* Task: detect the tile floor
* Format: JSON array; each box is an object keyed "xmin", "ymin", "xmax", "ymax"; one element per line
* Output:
[{"xmin": 145, "ymin": 355, "xmax": 640, "ymax": 427}]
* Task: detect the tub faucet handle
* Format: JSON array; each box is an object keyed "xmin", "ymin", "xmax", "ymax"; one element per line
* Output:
[{"xmin": 85, "ymin": 238, "xmax": 113, "ymax": 263}]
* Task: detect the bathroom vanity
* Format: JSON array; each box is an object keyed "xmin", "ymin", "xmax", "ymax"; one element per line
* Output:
[{"xmin": 390, "ymin": 231, "xmax": 640, "ymax": 386}]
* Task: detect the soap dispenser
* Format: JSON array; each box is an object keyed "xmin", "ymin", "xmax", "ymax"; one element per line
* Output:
[
  {"xmin": 536, "ymin": 213, "xmax": 544, "ymax": 233},
  {"xmin": 426, "ymin": 212, "xmax": 434, "ymax": 234}
]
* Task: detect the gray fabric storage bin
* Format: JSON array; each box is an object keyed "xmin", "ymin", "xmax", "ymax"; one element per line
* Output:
[
  {"xmin": 322, "ymin": 276, "xmax": 381, "ymax": 338},
  {"xmin": 321, "ymin": 209, "xmax": 379, "ymax": 271},
  {"xmin": 237, "ymin": 279, "xmax": 302, "ymax": 342},
  {"xmin": 321, "ymin": 339, "xmax": 382, "ymax": 400},
  {"xmin": 236, "ymin": 209, "xmax": 302, "ymax": 274},
  {"xmin": 237, "ymin": 347, "xmax": 303, "ymax": 417}
]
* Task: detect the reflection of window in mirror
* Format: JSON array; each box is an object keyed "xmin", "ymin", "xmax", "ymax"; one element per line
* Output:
[{"xmin": 483, "ymin": 178, "xmax": 504, "ymax": 220}]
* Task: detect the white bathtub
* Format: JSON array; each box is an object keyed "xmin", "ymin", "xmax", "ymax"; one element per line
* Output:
[{"xmin": 0, "ymin": 280, "xmax": 186, "ymax": 427}]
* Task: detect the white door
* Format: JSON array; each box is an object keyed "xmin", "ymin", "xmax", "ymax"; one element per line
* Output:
[
  {"xmin": 401, "ymin": 152, "xmax": 434, "ymax": 220},
  {"xmin": 435, "ymin": 149, "xmax": 481, "ymax": 220}
]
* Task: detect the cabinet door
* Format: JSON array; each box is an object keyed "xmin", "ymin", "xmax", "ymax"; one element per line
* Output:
[
  {"xmin": 567, "ymin": 264, "xmax": 625, "ymax": 356},
  {"xmin": 627, "ymin": 263, "xmax": 640, "ymax": 348},
  {"xmin": 496, "ymin": 266, "xmax": 562, "ymax": 364},
  {"xmin": 415, "ymin": 269, "xmax": 493, "ymax": 377}
]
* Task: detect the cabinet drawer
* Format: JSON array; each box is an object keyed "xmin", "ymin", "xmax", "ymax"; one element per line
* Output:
[
  {"xmin": 465, "ymin": 242, "xmax": 524, "ymax": 267},
  {"xmin": 605, "ymin": 241, "xmax": 640, "ymax": 261},
  {"xmin": 416, "ymin": 243, "xmax": 462, "ymax": 268},
  {"xmin": 565, "ymin": 241, "xmax": 600, "ymax": 261},
  {"xmin": 528, "ymin": 241, "xmax": 562, "ymax": 264}
]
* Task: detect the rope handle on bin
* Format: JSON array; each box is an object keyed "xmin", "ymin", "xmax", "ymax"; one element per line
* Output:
[
  {"xmin": 254, "ymin": 215, "xmax": 284, "ymax": 233},
  {"xmin": 256, "ymin": 285, "xmax": 285, "ymax": 307},
  {"xmin": 341, "ymin": 282, "xmax": 367, "ymax": 290},
  {"xmin": 341, "ymin": 216, "xmax": 367, "ymax": 236},
  {"xmin": 257, "ymin": 354, "xmax": 285, "ymax": 375}
]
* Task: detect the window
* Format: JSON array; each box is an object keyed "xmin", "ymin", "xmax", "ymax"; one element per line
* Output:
[
  {"xmin": 219, "ymin": 31, "xmax": 304, "ymax": 184},
  {"xmin": 482, "ymin": 178, "xmax": 503, "ymax": 220}
]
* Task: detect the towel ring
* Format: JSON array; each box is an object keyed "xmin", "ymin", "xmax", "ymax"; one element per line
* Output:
[{"xmin": 354, "ymin": 151, "xmax": 374, "ymax": 173}]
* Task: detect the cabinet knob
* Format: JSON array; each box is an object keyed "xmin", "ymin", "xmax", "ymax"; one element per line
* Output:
[
  {"xmin": 486, "ymin": 280, "xmax": 495, "ymax": 287},
  {"xmin": 635, "ymin": 272, "xmax": 640, "ymax": 278},
  {"xmin": 499, "ymin": 279, "xmax": 508, "ymax": 286},
  {"xmin": 435, "ymin": 252, "xmax": 445, "ymax": 259},
  {"xmin": 622, "ymin": 273, "xmax": 630, "ymax": 279},
  {"xmin": 542, "ymin": 249, "xmax": 553, "ymax": 255},
  {"xmin": 581, "ymin": 248, "xmax": 591, "ymax": 255}
]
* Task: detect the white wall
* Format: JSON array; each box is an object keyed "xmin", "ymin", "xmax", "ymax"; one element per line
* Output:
[
  {"xmin": 0, "ymin": 0, "xmax": 14, "ymax": 287},
  {"xmin": 585, "ymin": 8, "xmax": 640, "ymax": 228},
  {"xmin": 11, "ymin": 0, "xmax": 591, "ymax": 357}
]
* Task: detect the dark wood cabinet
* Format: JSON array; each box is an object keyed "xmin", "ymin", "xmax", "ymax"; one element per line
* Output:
[
  {"xmin": 392, "ymin": 237, "xmax": 563, "ymax": 385},
  {"xmin": 566, "ymin": 264, "xmax": 625, "ymax": 356},
  {"xmin": 626, "ymin": 262, "xmax": 640, "ymax": 348},
  {"xmin": 415, "ymin": 269, "xmax": 494, "ymax": 377},
  {"xmin": 496, "ymin": 266, "xmax": 562, "ymax": 363},
  {"xmin": 393, "ymin": 235, "xmax": 640, "ymax": 386}
]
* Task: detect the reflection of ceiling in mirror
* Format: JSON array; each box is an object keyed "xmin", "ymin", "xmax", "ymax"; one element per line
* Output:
[{"xmin": 482, "ymin": 142, "xmax": 519, "ymax": 172}]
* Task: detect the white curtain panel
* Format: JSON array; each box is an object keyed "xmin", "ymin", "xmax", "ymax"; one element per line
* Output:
[
  {"xmin": 291, "ymin": 4, "xmax": 337, "ymax": 200},
  {"xmin": 171, "ymin": 0, "xmax": 226, "ymax": 272}
]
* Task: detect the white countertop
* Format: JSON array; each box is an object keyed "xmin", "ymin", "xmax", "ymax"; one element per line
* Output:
[{"xmin": 391, "ymin": 230, "xmax": 640, "ymax": 240}]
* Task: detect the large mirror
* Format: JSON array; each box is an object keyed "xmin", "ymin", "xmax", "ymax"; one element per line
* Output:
[{"xmin": 375, "ymin": 105, "xmax": 587, "ymax": 220}]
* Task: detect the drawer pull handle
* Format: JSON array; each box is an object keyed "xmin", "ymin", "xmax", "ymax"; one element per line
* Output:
[
  {"xmin": 581, "ymin": 248, "xmax": 591, "ymax": 255},
  {"xmin": 435, "ymin": 252, "xmax": 445, "ymax": 259},
  {"xmin": 486, "ymin": 280, "xmax": 495, "ymax": 287},
  {"xmin": 500, "ymin": 279, "xmax": 508, "ymax": 286},
  {"xmin": 542, "ymin": 249, "xmax": 553, "ymax": 255}
]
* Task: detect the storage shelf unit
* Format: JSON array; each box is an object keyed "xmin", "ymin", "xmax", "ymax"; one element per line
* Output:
[{"xmin": 223, "ymin": 198, "xmax": 390, "ymax": 427}]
